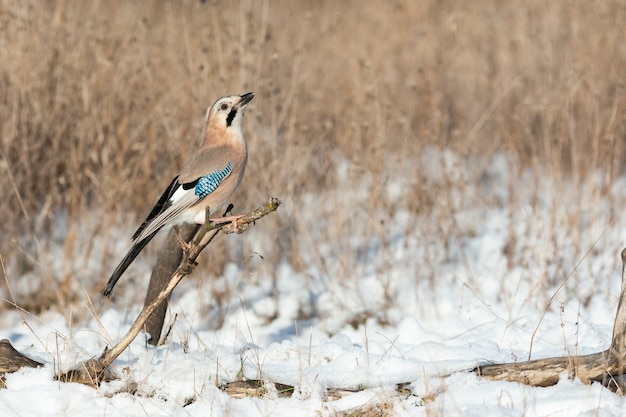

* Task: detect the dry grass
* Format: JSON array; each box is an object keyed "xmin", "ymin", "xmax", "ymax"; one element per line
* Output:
[{"xmin": 0, "ymin": 0, "xmax": 625, "ymax": 311}]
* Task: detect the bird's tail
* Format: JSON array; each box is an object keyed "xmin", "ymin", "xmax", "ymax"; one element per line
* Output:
[{"xmin": 103, "ymin": 231, "xmax": 158, "ymax": 297}]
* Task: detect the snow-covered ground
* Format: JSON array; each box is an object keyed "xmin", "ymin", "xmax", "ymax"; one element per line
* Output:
[{"xmin": 2, "ymin": 150, "xmax": 626, "ymax": 416}]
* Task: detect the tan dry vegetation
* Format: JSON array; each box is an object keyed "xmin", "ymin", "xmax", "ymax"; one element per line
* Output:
[{"xmin": 0, "ymin": 0, "xmax": 625, "ymax": 311}]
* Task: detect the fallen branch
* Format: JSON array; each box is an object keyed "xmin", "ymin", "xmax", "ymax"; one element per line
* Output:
[
  {"xmin": 475, "ymin": 248, "xmax": 626, "ymax": 390},
  {"xmin": 0, "ymin": 338, "xmax": 42, "ymax": 373},
  {"xmin": 0, "ymin": 338, "xmax": 43, "ymax": 388}
]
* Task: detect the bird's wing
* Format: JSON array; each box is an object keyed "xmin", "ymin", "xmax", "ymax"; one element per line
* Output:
[
  {"xmin": 178, "ymin": 144, "xmax": 234, "ymax": 184},
  {"xmin": 131, "ymin": 145, "xmax": 235, "ymax": 243},
  {"xmin": 132, "ymin": 176, "xmax": 180, "ymax": 241},
  {"xmin": 131, "ymin": 188, "xmax": 200, "ymax": 243},
  {"xmin": 106, "ymin": 176, "xmax": 202, "ymax": 295}
]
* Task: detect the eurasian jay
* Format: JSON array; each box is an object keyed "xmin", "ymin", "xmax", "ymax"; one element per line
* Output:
[{"xmin": 103, "ymin": 92, "xmax": 254, "ymax": 297}]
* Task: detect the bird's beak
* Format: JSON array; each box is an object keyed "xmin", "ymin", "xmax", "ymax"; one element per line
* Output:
[{"xmin": 239, "ymin": 92, "xmax": 255, "ymax": 107}]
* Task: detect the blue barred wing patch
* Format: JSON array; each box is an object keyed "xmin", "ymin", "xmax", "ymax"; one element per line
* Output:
[{"xmin": 195, "ymin": 161, "xmax": 233, "ymax": 199}]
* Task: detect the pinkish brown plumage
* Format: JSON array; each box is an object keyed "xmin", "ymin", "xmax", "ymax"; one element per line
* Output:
[{"xmin": 104, "ymin": 92, "xmax": 254, "ymax": 297}]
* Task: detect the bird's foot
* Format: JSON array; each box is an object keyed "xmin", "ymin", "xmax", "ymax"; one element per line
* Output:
[{"xmin": 211, "ymin": 214, "xmax": 245, "ymax": 233}]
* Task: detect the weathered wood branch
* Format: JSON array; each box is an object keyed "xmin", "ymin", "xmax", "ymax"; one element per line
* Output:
[
  {"xmin": 97, "ymin": 198, "xmax": 281, "ymax": 372},
  {"xmin": 476, "ymin": 248, "xmax": 626, "ymax": 389}
]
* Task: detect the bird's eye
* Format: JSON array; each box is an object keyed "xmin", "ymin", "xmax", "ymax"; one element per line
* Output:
[{"xmin": 220, "ymin": 103, "xmax": 228, "ymax": 111}]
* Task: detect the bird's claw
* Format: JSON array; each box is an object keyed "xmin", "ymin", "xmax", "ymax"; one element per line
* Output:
[{"xmin": 210, "ymin": 214, "xmax": 244, "ymax": 233}]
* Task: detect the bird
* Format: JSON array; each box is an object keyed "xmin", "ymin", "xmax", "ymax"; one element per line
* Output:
[{"xmin": 103, "ymin": 92, "xmax": 254, "ymax": 297}]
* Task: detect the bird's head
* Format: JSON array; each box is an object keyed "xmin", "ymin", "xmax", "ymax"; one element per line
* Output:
[{"xmin": 205, "ymin": 92, "xmax": 255, "ymax": 133}]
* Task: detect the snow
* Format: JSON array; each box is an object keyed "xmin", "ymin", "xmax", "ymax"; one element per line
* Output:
[{"xmin": 2, "ymin": 149, "xmax": 626, "ymax": 416}]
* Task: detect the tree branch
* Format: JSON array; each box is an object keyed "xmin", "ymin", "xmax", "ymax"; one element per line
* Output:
[{"xmin": 97, "ymin": 198, "xmax": 280, "ymax": 371}]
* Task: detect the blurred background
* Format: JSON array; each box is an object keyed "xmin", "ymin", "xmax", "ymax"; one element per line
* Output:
[{"xmin": 1, "ymin": 0, "xmax": 625, "ymax": 318}]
